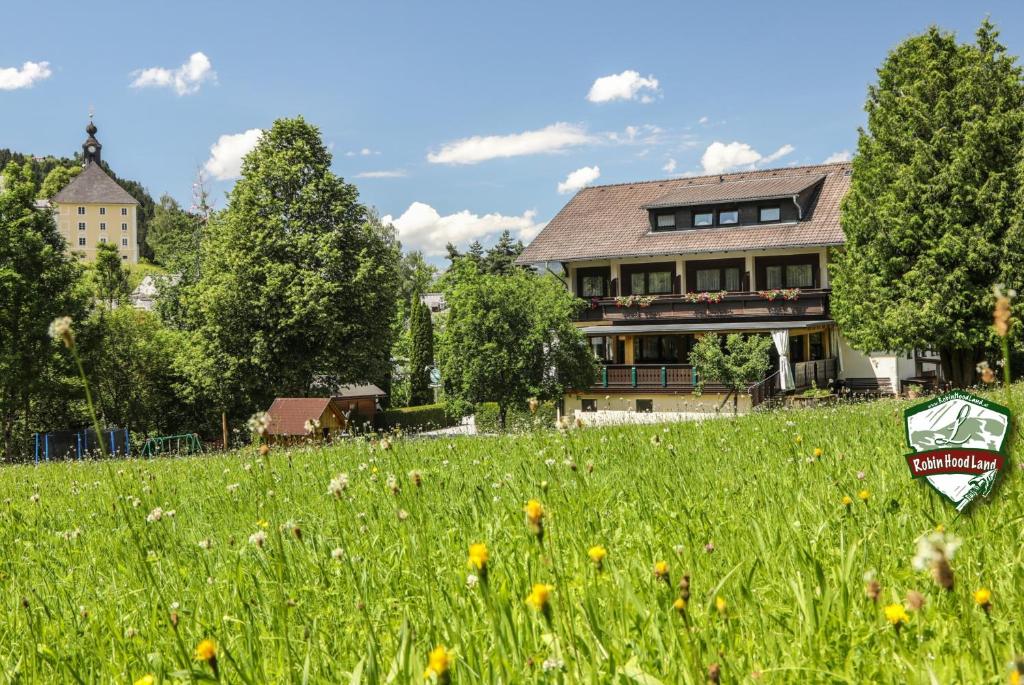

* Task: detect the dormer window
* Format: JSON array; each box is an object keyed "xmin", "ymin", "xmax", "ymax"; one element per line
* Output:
[
  {"xmin": 655, "ymin": 213, "xmax": 676, "ymax": 229},
  {"xmin": 759, "ymin": 206, "xmax": 781, "ymax": 222},
  {"xmin": 718, "ymin": 209, "xmax": 739, "ymax": 225},
  {"xmin": 693, "ymin": 211, "xmax": 713, "ymax": 227}
]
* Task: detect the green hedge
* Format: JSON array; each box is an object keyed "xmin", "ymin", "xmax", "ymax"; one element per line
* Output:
[
  {"xmin": 475, "ymin": 401, "xmax": 558, "ymax": 434},
  {"xmin": 378, "ymin": 403, "xmax": 459, "ymax": 432}
]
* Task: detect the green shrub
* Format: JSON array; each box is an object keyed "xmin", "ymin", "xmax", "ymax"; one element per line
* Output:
[
  {"xmin": 378, "ymin": 403, "xmax": 458, "ymax": 432},
  {"xmin": 475, "ymin": 401, "xmax": 557, "ymax": 433}
]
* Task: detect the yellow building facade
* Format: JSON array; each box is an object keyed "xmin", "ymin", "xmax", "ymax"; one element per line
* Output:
[{"xmin": 50, "ymin": 120, "xmax": 139, "ymax": 263}]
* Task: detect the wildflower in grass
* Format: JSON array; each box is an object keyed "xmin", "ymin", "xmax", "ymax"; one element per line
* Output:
[
  {"xmin": 198, "ymin": 538, "xmax": 212, "ymax": 550},
  {"xmin": 397, "ymin": 509, "xmax": 409, "ymax": 521},
  {"xmin": 226, "ymin": 483, "xmax": 240, "ymax": 493},
  {"xmin": 994, "ymin": 286, "xmax": 1011, "ymax": 337},
  {"xmin": 328, "ymin": 473, "xmax": 349, "ymax": 497},
  {"xmin": 715, "ymin": 595, "xmax": 727, "ymax": 615},
  {"xmin": 913, "ymin": 531, "xmax": 960, "ymax": 591},
  {"xmin": 249, "ymin": 530, "xmax": 267, "ymax": 548},
  {"xmin": 708, "ymin": 663, "xmax": 721, "ymax": 684},
  {"xmin": 542, "ymin": 656, "xmax": 565, "ymax": 672},
  {"xmin": 856, "ymin": 470, "xmax": 865, "ymax": 480},
  {"xmin": 379, "ymin": 437, "xmax": 392, "ymax": 451},
  {"xmin": 524, "ymin": 499, "xmax": 545, "ymax": 541},
  {"xmin": 424, "ymin": 644, "xmax": 453, "ymax": 683},
  {"xmin": 331, "ymin": 547, "xmax": 344, "ymax": 560},
  {"xmin": 864, "ymin": 571, "xmax": 880, "ymax": 604},
  {"xmin": 650, "ymin": 434, "xmax": 661, "ymax": 446},
  {"xmin": 794, "ymin": 435, "xmax": 802, "ymax": 445},
  {"xmin": 977, "ymin": 361, "xmax": 996, "ymax": 384},
  {"xmin": 466, "ymin": 574, "xmax": 478, "ymax": 589},
  {"xmin": 386, "ymin": 474, "xmax": 400, "ymax": 495},
  {"xmin": 883, "ymin": 603, "xmax": 909, "ymax": 632},
  {"xmin": 46, "ymin": 314, "xmax": 75, "ymax": 350},
  {"xmin": 133, "ymin": 675, "xmax": 154, "ymax": 685},
  {"xmin": 653, "ymin": 560, "xmax": 670, "ymax": 584},
  {"xmin": 409, "ymin": 470, "xmax": 423, "ymax": 488},
  {"xmin": 974, "ymin": 587, "xmax": 992, "ymax": 614},
  {"xmin": 704, "ymin": 541, "xmax": 715, "ymax": 554},
  {"xmin": 813, "ymin": 447, "xmax": 823, "ymax": 458},
  {"xmin": 247, "ymin": 412, "xmax": 270, "ymax": 437},
  {"xmin": 1009, "ymin": 657, "xmax": 1023, "ymax": 685},
  {"xmin": 146, "ymin": 507, "xmax": 163, "ymax": 523},
  {"xmin": 673, "ymin": 597, "xmax": 686, "ymax": 613},
  {"xmin": 842, "ymin": 495, "xmax": 853, "ymax": 508},
  {"xmin": 906, "ymin": 590, "xmax": 925, "ymax": 611},
  {"xmin": 467, "ymin": 543, "xmax": 489, "ymax": 580},
  {"xmin": 858, "ymin": 489, "xmax": 870, "ymax": 502},
  {"xmin": 194, "ymin": 639, "xmax": 218, "ymax": 676},
  {"xmin": 525, "ymin": 583, "xmax": 554, "ymax": 620},
  {"xmin": 588, "ymin": 545, "xmax": 607, "ymax": 570},
  {"xmin": 29, "ymin": 493, "xmax": 39, "ymax": 504}
]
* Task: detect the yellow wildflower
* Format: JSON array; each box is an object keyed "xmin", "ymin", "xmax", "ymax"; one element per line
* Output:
[
  {"xmin": 588, "ymin": 545, "xmax": 607, "ymax": 568},
  {"xmin": 524, "ymin": 499, "xmax": 545, "ymax": 541},
  {"xmin": 842, "ymin": 495, "xmax": 853, "ymax": 507},
  {"xmin": 974, "ymin": 587, "xmax": 992, "ymax": 612},
  {"xmin": 653, "ymin": 560, "xmax": 670, "ymax": 583},
  {"xmin": 194, "ymin": 639, "xmax": 217, "ymax": 662},
  {"xmin": 424, "ymin": 644, "xmax": 453, "ymax": 681},
  {"xmin": 935, "ymin": 523, "xmax": 945, "ymax": 533},
  {"xmin": 858, "ymin": 489, "xmax": 870, "ymax": 502},
  {"xmin": 715, "ymin": 595, "xmax": 727, "ymax": 615},
  {"xmin": 134, "ymin": 676, "xmax": 155, "ymax": 685},
  {"xmin": 794, "ymin": 435, "xmax": 802, "ymax": 445},
  {"xmin": 467, "ymin": 543, "xmax": 488, "ymax": 572},
  {"xmin": 883, "ymin": 603, "xmax": 908, "ymax": 627},
  {"xmin": 525, "ymin": 583, "xmax": 554, "ymax": 613},
  {"xmin": 813, "ymin": 447, "xmax": 823, "ymax": 458},
  {"xmin": 672, "ymin": 597, "xmax": 686, "ymax": 613}
]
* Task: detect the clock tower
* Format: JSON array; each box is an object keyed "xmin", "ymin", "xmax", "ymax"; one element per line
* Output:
[{"xmin": 83, "ymin": 116, "xmax": 101, "ymax": 165}]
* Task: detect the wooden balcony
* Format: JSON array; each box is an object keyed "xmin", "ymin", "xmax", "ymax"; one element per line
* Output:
[
  {"xmin": 577, "ymin": 289, "xmax": 831, "ymax": 324},
  {"xmin": 585, "ymin": 358, "xmax": 838, "ymax": 395}
]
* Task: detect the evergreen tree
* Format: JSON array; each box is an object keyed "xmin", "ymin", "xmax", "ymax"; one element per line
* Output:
[
  {"xmin": 831, "ymin": 21, "xmax": 1024, "ymax": 386},
  {"xmin": 0, "ymin": 162, "xmax": 84, "ymax": 458},
  {"xmin": 408, "ymin": 296, "xmax": 435, "ymax": 405},
  {"xmin": 482, "ymin": 229, "xmax": 525, "ymax": 275},
  {"xmin": 182, "ymin": 117, "xmax": 399, "ymax": 422}
]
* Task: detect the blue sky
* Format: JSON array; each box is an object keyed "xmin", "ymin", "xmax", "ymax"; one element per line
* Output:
[{"xmin": 3, "ymin": 0, "xmax": 1023, "ymax": 262}]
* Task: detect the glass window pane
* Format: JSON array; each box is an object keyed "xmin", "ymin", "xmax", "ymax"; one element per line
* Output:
[
  {"xmin": 694, "ymin": 212, "xmax": 713, "ymax": 227},
  {"xmin": 695, "ymin": 269, "xmax": 720, "ymax": 291},
  {"xmin": 631, "ymin": 272, "xmax": 646, "ymax": 295},
  {"xmin": 719, "ymin": 210, "xmax": 738, "ymax": 225},
  {"xmin": 724, "ymin": 267, "xmax": 741, "ymax": 291},
  {"xmin": 760, "ymin": 206, "xmax": 781, "ymax": 222},
  {"xmin": 786, "ymin": 264, "xmax": 814, "ymax": 288},
  {"xmin": 662, "ymin": 336, "xmax": 678, "ymax": 361},
  {"xmin": 643, "ymin": 337, "xmax": 658, "ymax": 359},
  {"xmin": 656, "ymin": 214, "xmax": 676, "ymax": 228},
  {"xmin": 765, "ymin": 265, "xmax": 783, "ymax": 289},
  {"xmin": 648, "ymin": 271, "xmax": 672, "ymax": 294},
  {"xmin": 581, "ymin": 275, "xmax": 604, "ymax": 297}
]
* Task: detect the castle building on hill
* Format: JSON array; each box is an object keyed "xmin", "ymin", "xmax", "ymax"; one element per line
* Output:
[{"xmin": 49, "ymin": 118, "xmax": 139, "ymax": 263}]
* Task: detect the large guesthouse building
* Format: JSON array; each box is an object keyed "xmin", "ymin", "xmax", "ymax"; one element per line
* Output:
[{"xmin": 517, "ymin": 162, "xmax": 932, "ymax": 415}]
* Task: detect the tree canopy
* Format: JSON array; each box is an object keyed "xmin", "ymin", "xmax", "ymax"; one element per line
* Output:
[
  {"xmin": 438, "ymin": 260, "xmax": 596, "ymax": 427},
  {"xmin": 689, "ymin": 333, "xmax": 772, "ymax": 411},
  {"xmin": 830, "ymin": 21, "xmax": 1024, "ymax": 385}
]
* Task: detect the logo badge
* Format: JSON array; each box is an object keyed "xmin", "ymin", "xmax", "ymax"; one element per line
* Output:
[{"xmin": 904, "ymin": 391, "xmax": 1011, "ymax": 512}]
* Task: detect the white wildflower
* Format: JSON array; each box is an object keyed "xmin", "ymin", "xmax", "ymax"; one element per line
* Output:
[
  {"xmin": 249, "ymin": 530, "xmax": 267, "ymax": 548},
  {"xmin": 328, "ymin": 473, "xmax": 349, "ymax": 497}
]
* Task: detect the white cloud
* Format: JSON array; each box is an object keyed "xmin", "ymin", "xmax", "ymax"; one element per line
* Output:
[
  {"xmin": 824, "ymin": 150, "xmax": 852, "ymax": 163},
  {"xmin": 131, "ymin": 52, "xmax": 216, "ymax": 95},
  {"xmin": 700, "ymin": 141, "xmax": 795, "ymax": 174},
  {"xmin": 427, "ymin": 122, "xmax": 592, "ymax": 165},
  {"xmin": 203, "ymin": 128, "xmax": 263, "ymax": 180},
  {"xmin": 607, "ymin": 124, "xmax": 663, "ymax": 145},
  {"xmin": 382, "ymin": 202, "xmax": 545, "ymax": 256},
  {"xmin": 346, "ymin": 148, "xmax": 379, "ymax": 157},
  {"xmin": 663, "ymin": 158, "xmax": 677, "ymax": 174},
  {"xmin": 0, "ymin": 61, "xmax": 52, "ymax": 90},
  {"xmin": 355, "ymin": 169, "xmax": 406, "ymax": 178},
  {"xmin": 557, "ymin": 166, "xmax": 600, "ymax": 194},
  {"xmin": 698, "ymin": 116, "xmax": 709, "ymax": 125},
  {"xmin": 587, "ymin": 70, "xmax": 660, "ymax": 103}
]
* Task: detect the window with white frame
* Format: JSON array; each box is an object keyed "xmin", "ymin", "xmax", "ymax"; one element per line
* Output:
[
  {"xmin": 78, "ymin": 237, "xmax": 86, "ymax": 246},
  {"xmin": 99, "ymin": 207, "xmax": 106, "ymax": 215},
  {"xmin": 121, "ymin": 223, "xmax": 128, "ymax": 231},
  {"xmin": 718, "ymin": 209, "xmax": 739, "ymax": 225},
  {"xmin": 121, "ymin": 207, "xmax": 128, "ymax": 216},
  {"xmin": 759, "ymin": 206, "xmax": 781, "ymax": 222},
  {"xmin": 100, "ymin": 223, "xmax": 106, "ymax": 231},
  {"xmin": 693, "ymin": 212, "xmax": 713, "ymax": 227},
  {"xmin": 122, "ymin": 238, "xmax": 128, "ymax": 246},
  {"xmin": 77, "ymin": 206, "xmax": 85, "ymax": 215},
  {"xmin": 78, "ymin": 222, "xmax": 86, "ymax": 231}
]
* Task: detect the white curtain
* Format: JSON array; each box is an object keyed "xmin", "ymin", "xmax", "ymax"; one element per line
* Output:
[{"xmin": 772, "ymin": 329, "xmax": 795, "ymax": 391}]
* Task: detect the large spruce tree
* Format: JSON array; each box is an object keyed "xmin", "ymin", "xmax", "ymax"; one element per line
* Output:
[
  {"xmin": 831, "ymin": 21, "xmax": 1024, "ymax": 386},
  {"xmin": 183, "ymin": 117, "xmax": 399, "ymax": 420}
]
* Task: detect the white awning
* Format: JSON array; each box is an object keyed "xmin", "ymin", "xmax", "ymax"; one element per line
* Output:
[{"xmin": 580, "ymin": 320, "xmax": 834, "ymax": 335}]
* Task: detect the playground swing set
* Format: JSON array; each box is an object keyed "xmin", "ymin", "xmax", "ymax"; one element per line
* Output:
[{"xmin": 32, "ymin": 428, "xmax": 202, "ymax": 464}]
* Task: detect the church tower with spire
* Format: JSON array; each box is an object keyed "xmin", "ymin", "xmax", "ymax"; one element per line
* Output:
[{"xmin": 49, "ymin": 116, "xmax": 140, "ymax": 263}]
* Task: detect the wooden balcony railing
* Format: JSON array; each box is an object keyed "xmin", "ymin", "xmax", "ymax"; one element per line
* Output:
[
  {"xmin": 586, "ymin": 358, "xmax": 838, "ymax": 396},
  {"xmin": 577, "ymin": 289, "xmax": 831, "ymax": 323},
  {"xmin": 793, "ymin": 357, "xmax": 837, "ymax": 389}
]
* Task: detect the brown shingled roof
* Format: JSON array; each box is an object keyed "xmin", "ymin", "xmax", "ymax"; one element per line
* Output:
[
  {"xmin": 518, "ymin": 163, "xmax": 851, "ymax": 264},
  {"xmin": 51, "ymin": 163, "xmax": 139, "ymax": 205},
  {"xmin": 265, "ymin": 398, "xmax": 342, "ymax": 436}
]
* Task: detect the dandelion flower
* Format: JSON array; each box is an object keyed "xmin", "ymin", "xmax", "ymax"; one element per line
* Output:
[
  {"xmin": 883, "ymin": 603, "xmax": 908, "ymax": 629},
  {"xmin": 842, "ymin": 495, "xmax": 853, "ymax": 508},
  {"xmin": 133, "ymin": 676, "xmax": 154, "ymax": 685},
  {"xmin": 672, "ymin": 597, "xmax": 687, "ymax": 613},
  {"xmin": 715, "ymin": 595, "xmax": 727, "ymax": 615},
  {"xmin": 249, "ymin": 530, "xmax": 267, "ymax": 548},
  {"xmin": 467, "ymin": 543, "xmax": 488, "ymax": 577},
  {"xmin": 857, "ymin": 489, "xmax": 870, "ymax": 502},
  {"xmin": 146, "ymin": 507, "xmax": 163, "ymax": 523},
  {"xmin": 524, "ymin": 499, "xmax": 545, "ymax": 541},
  {"xmin": 994, "ymin": 285, "xmax": 1011, "ymax": 338},
  {"xmin": 974, "ymin": 587, "xmax": 992, "ymax": 613},
  {"xmin": 247, "ymin": 412, "xmax": 270, "ymax": 437},
  {"xmin": 379, "ymin": 437, "xmax": 392, "ymax": 451},
  {"xmin": 653, "ymin": 560, "xmax": 670, "ymax": 583},
  {"xmin": 525, "ymin": 583, "xmax": 554, "ymax": 615},
  {"xmin": 331, "ymin": 547, "xmax": 344, "ymax": 560},
  {"xmin": 424, "ymin": 644, "xmax": 453, "ymax": 682},
  {"xmin": 588, "ymin": 545, "xmax": 607, "ymax": 569},
  {"xmin": 194, "ymin": 638, "xmax": 217, "ymax": 662},
  {"xmin": 813, "ymin": 447, "xmax": 823, "ymax": 458},
  {"xmin": 328, "ymin": 473, "xmax": 349, "ymax": 497},
  {"xmin": 48, "ymin": 316, "xmax": 74, "ymax": 348}
]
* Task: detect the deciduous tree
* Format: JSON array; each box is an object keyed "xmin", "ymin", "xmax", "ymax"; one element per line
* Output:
[{"xmin": 689, "ymin": 333, "xmax": 772, "ymax": 412}]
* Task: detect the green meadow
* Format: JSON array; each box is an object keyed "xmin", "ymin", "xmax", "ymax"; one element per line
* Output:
[{"xmin": 1, "ymin": 390, "xmax": 1022, "ymax": 684}]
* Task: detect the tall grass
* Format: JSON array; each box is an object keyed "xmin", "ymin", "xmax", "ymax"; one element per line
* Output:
[{"xmin": 0, "ymin": 389, "xmax": 1021, "ymax": 683}]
